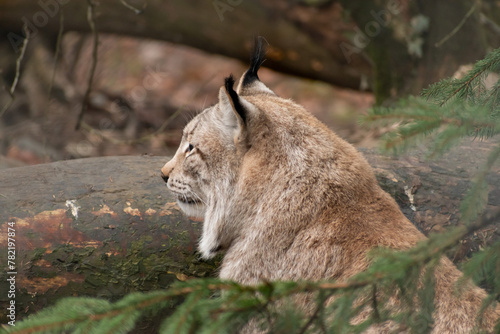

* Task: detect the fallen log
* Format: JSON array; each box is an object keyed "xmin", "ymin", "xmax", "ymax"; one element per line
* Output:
[
  {"xmin": 0, "ymin": 0, "xmax": 369, "ymax": 90},
  {"xmin": 0, "ymin": 141, "xmax": 499, "ymax": 329},
  {"xmin": 0, "ymin": 155, "xmax": 218, "ymax": 331}
]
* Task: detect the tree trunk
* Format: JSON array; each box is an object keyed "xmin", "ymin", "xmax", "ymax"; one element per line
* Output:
[
  {"xmin": 338, "ymin": 0, "xmax": 489, "ymax": 102},
  {"xmin": 1, "ymin": 140, "xmax": 499, "ymax": 330},
  {"xmin": 0, "ymin": 0, "xmax": 369, "ymax": 90}
]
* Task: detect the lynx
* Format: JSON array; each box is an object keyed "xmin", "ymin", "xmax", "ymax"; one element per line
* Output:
[{"xmin": 161, "ymin": 39, "xmax": 499, "ymax": 333}]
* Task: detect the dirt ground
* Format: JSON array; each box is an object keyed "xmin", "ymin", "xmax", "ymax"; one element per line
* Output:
[{"xmin": 0, "ymin": 33, "xmax": 376, "ymax": 169}]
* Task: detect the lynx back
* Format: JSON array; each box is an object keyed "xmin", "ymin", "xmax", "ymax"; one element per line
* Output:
[{"xmin": 161, "ymin": 38, "xmax": 499, "ymax": 333}]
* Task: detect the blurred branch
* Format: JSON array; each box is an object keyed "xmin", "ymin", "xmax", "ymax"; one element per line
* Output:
[
  {"xmin": 75, "ymin": 0, "xmax": 99, "ymax": 130},
  {"xmin": 371, "ymin": 284, "xmax": 380, "ymax": 323},
  {"xmin": 79, "ymin": 101, "xmax": 186, "ymax": 145},
  {"xmin": 48, "ymin": 9, "xmax": 65, "ymax": 106},
  {"xmin": 120, "ymin": 0, "xmax": 146, "ymax": 15},
  {"xmin": 480, "ymin": 12, "xmax": 500, "ymax": 36},
  {"xmin": 0, "ymin": 25, "xmax": 30, "ymax": 118},
  {"xmin": 79, "ymin": 75, "xmax": 215, "ymax": 145},
  {"xmin": 124, "ymin": 75, "xmax": 214, "ymax": 143},
  {"xmin": 435, "ymin": 0, "xmax": 479, "ymax": 47},
  {"xmin": 133, "ymin": 105, "xmax": 185, "ymax": 143},
  {"xmin": 297, "ymin": 291, "xmax": 333, "ymax": 334}
]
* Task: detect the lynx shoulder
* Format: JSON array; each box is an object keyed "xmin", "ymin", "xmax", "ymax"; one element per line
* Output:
[{"xmin": 161, "ymin": 38, "xmax": 499, "ymax": 333}]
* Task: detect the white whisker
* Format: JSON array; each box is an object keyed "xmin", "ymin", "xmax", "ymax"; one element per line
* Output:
[
  {"xmin": 201, "ymin": 95, "xmax": 208, "ymax": 111},
  {"xmin": 190, "ymin": 190, "xmax": 207, "ymax": 206}
]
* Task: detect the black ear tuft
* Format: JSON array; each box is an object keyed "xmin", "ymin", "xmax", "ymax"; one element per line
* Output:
[
  {"xmin": 242, "ymin": 36, "xmax": 267, "ymax": 86},
  {"xmin": 224, "ymin": 74, "xmax": 246, "ymax": 124}
]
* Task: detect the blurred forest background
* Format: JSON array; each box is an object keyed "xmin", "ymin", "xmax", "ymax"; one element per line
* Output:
[
  {"xmin": 2, "ymin": 1, "xmax": 500, "ymax": 332},
  {"xmin": 1, "ymin": 0, "xmax": 498, "ymax": 169}
]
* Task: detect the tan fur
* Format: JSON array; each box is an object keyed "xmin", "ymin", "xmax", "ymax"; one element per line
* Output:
[{"xmin": 161, "ymin": 66, "xmax": 499, "ymax": 332}]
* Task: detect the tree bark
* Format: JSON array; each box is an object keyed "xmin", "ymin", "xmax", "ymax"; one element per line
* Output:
[
  {"xmin": 0, "ymin": 155, "xmax": 218, "ymax": 331},
  {"xmin": 338, "ymin": 0, "xmax": 489, "ymax": 102},
  {"xmin": 0, "ymin": 0, "xmax": 369, "ymax": 90},
  {"xmin": 365, "ymin": 138, "xmax": 500, "ymax": 262},
  {"xmin": 1, "ymin": 140, "xmax": 499, "ymax": 330}
]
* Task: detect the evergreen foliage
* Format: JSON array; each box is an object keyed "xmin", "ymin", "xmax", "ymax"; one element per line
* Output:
[
  {"xmin": 5, "ymin": 49, "xmax": 500, "ymax": 334},
  {"xmin": 364, "ymin": 46, "xmax": 500, "ymax": 227}
]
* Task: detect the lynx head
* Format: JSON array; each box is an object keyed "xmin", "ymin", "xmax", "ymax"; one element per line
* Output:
[
  {"xmin": 161, "ymin": 38, "xmax": 374, "ymax": 259},
  {"xmin": 160, "ymin": 73, "xmax": 263, "ymax": 216},
  {"xmin": 160, "ymin": 38, "xmax": 276, "ymax": 256}
]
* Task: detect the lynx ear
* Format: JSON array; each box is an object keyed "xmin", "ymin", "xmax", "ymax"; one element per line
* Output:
[
  {"xmin": 216, "ymin": 75, "xmax": 251, "ymax": 144},
  {"xmin": 218, "ymin": 75, "xmax": 246, "ymax": 128},
  {"xmin": 236, "ymin": 36, "xmax": 275, "ymax": 96}
]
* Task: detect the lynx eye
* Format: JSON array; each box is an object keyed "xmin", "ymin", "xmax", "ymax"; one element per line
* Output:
[{"xmin": 186, "ymin": 143, "xmax": 194, "ymax": 153}]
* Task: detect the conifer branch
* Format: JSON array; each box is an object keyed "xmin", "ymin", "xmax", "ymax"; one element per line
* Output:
[
  {"xmin": 366, "ymin": 113, "xmax": 495, "ymax": 129},
  {"xmin": 366, "ymin": 48, "xmax": 500, "ymax": 156},
  {"xmin": 9, "ymin": 45, "xmax": 500, "ymax": 334},
  {"xmin": 10, "ymin": 202, "xmax": 500, "ymax": 334},
  {"xmin": 12, "ymin": 210, "xmax": 500, "ymax": 334},
  {"xmin": 460, "ymin": 144, "xmax": 500, "ymax": 224},
  {"xmin": 371, "ymin": 284, "xmax": 381, "ymax": 323},
  {"xmin": 424, "ymin": 47, "xmax": 500, "ymax": 106}
]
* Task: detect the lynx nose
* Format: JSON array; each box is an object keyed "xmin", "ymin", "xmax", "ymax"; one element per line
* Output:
[
  {"xmin": 161, "ymin": 171, "xmax": 169, "ymax": 183},
  {"xmin": 161, "ymin": 161, "xmax": 174, "ymax": 184}
]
